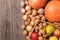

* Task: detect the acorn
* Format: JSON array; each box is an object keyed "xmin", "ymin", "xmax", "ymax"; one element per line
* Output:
[
  {"xmin": 26, "ymin": 25, "xmax": 32, "ymax": 32},
  {"xmin": 22, "ymin": 15, "xmax": 28, "ymax": 21},
  {"xmin": 25, "ymin": 5, "xmax": 31, "ymax": 11},
  {"xmin": 23, "ymin": 30, "xmax": 27, "ymax": 35}
]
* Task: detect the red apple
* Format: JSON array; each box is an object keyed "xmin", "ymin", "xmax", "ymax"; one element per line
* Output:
[{"xmin": 31, "ymin": 32, "xmax": 38, "ymax": 40}]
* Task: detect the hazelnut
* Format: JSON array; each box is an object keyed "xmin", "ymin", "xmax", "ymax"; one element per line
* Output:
[
  {"xmin": 22, "ymin": 15, "xmax": 28, "ymax": 21},
  {"xmin": 32, "ymin": 9, "xmax": 37, "ymax": 13},
  {"xmin": 30, "ymin": 20, "xmax": 35, "ymax": 26},
  {"xmin": 21, "ymin": 1, "xmax": 25, "ymax": 7},
  {"xmin": 27, "ymin": 18, "xmax": 31, "ymax": 22},
  {"xmin": 25, "ymin": 21, "xmax": 29, "ymax": 25},
  {"xmin": 38, "ymin": 32, "xmax": 41, "ymax": 36},
  {"xmin": 55, "ymin": 24, "xmax": 59, "ymax": 28},
  {"xmin": 39, "ymin": 23, "xmax": 43, "ymax": 29},
  {"xmin": 21, "ymin": 8, "xmax": 25, "ymax": 13},
  {"xmin": 25, "ymin": 10, "xmax": 32, "ymax": 15},
  {"xmin": 29, "ymin": 15, "xmax": 33, "ymax": 18},
  {"xmin": 38, "ymin": 36, "xmax": 43, "ymax": 40},
  {"xmin": 23, "ymin": 30, "xmax": 27, "ymax": 35},
  {"xmin": 28, "ymin": 32, "xmax": 31, "ymax": 37},
  {"xmin": 35, "ymin": 19, "xmax": 39, "ymax": 24},
  {"xmin": 25, "ymin": 0, "xmax": 28, "ymax": 5},
  {"xmin": 57, "ymin": 27, "xmax": 60, "ymax": 30},
  {"xmin": 25, "ymin": 5, "xmax": 31, "ymax": 11},
  {"xmin": 21, "ymin": 24, "xmax": 25, "ymax": 29},
  {"xmin": 43, "ymin": 22, "xmax": 47, "ymax": 27},
  {"xmin": 43, "ymin": 34, "xmax": 47, "ymax": 38},
  {"xmin": 35, "ymin": 26, "xmax": 39, "ymax": 31},
  {"xmin": 43, "ymin": 38, "xmax": 47, "ymax": 40},
  {"xmin": 32, "ymin": 9, "xmax": 37, "ymax": 16},
  {"xmin": 31, "ymin": 17, "xmax": 36, "ymax": 21},
  {"xmin": 26, "ymin": 36, "xmax": 30, "ymax": 40},
  {"xmin": 35, "ymin": 15, "xmax": 40, "ymax": 20},
  {"xmin": 39, "ymin": 29, "xmax": 45, "ymax": 34},
  {"xmin": 26, "ymin": 25, "xmax": 32, "ymax": 32},
  {"xmin": 41, "ymin": 16, "xmax": 45, "ymax": 21}
]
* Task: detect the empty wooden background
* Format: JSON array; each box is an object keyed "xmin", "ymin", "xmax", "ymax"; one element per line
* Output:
[{"xmin": 0, "ymin": 0, "xmax": 25, "ymax": 40}]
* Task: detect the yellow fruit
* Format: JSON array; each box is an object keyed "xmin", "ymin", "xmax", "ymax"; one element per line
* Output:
[{"xmin": 46, "ymin": 25, "xmax": 55, "ymax": 35}]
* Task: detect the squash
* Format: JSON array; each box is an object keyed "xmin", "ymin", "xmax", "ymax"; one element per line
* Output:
[
  {"xmin": 45, "ymin": 1, "xmax": 60, "ymax": 22},
  {"xmin": 28, "ymin": 0, "xmax": 47, "ymax": 9}
]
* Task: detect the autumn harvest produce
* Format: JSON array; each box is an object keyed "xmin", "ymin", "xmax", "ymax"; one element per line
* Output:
[
  {"xmin": 51, "ymin": 0, "xmax": 60, "ymax": 1},
  {"xmin": 28, "ymin": 0, "xmax": 47, "ymax": 9},
  {"xmin": 21, "ymin": 0, "xmax": 60, "ymax": 40},
  {"xmin": 45, "ymin": 1, "xmax": 60, "ymax": 22}
]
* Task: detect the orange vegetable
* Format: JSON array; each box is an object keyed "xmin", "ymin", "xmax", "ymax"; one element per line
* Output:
[
  {"xmin": 53, "ymin": 29, "xmax": 60, "ymax": 37},
  {"xmin": 28, "ymin": 0, "xmax": 47, "ymax": 9},
  {"xmin": 52, "ymin": 0, "xmax": 60, "ymax": 1},
  {"xmin": 45, "ymin": 1, "xmax": 60, "ymax": 22}
]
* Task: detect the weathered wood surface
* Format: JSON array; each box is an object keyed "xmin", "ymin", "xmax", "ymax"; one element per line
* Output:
[{"xmin": 0, "ymin": 0, "xmax": 25, "ymax": 40}]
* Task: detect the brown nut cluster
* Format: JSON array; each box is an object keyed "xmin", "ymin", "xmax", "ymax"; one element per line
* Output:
[{"xmin": 21, "ymin": 0, "xmax": 60, "ymax": 40}]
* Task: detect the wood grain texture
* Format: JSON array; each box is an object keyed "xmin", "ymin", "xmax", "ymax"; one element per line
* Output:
[{"xmin": 0, "ymin": 0, "xmax": 25, "ymax": 40}]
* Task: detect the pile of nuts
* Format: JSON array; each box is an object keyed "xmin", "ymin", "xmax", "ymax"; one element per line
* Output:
[{"xmin": 21, "ymin": 0, "xmax": 60, "ymax": 40}]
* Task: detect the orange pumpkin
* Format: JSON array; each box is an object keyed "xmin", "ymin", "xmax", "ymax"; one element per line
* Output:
[
  {"xmin": 45, "ymin": 1, "xmax": 60, "ymax": 22},
  {"xmin": 52, "ymin": 0, "xmax": 60, "ymax": 1},
  {"xmin": 28, "ymin": 0, "xmax": 47, "ymax": 9}
]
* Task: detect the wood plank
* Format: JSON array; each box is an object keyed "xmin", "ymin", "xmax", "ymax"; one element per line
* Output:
[
  {"xmin": 6, "ymin": 0, "xmax": 12, "ymax": 40},
  {"xmin": 0, "ymin": 0, "xmax": 12, "ymax": 40},
  {"xmin": 0, "ymin": 0, "xmax": 25, "ymax": 40},
  {"xmin": 0, "ymin": 0, "xmax": 7, "ymax": 40},
  {"xmin": 11, "ymin": 0, "xmax": 25, "ymax": 40}
]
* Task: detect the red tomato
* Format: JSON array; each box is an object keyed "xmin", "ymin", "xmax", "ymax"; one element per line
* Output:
[
  {"xmin": 45, "ymin": 1, "xmax": 60, "ymax": 22},
  {"xmin": 28, "ymin": 0, "xmax": 47, "ymax": 9}
]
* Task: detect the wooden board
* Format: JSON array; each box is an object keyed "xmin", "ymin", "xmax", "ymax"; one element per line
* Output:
[{"xmin": 0, "ymin": 0, "xmax": 25, "ymax": 40}]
